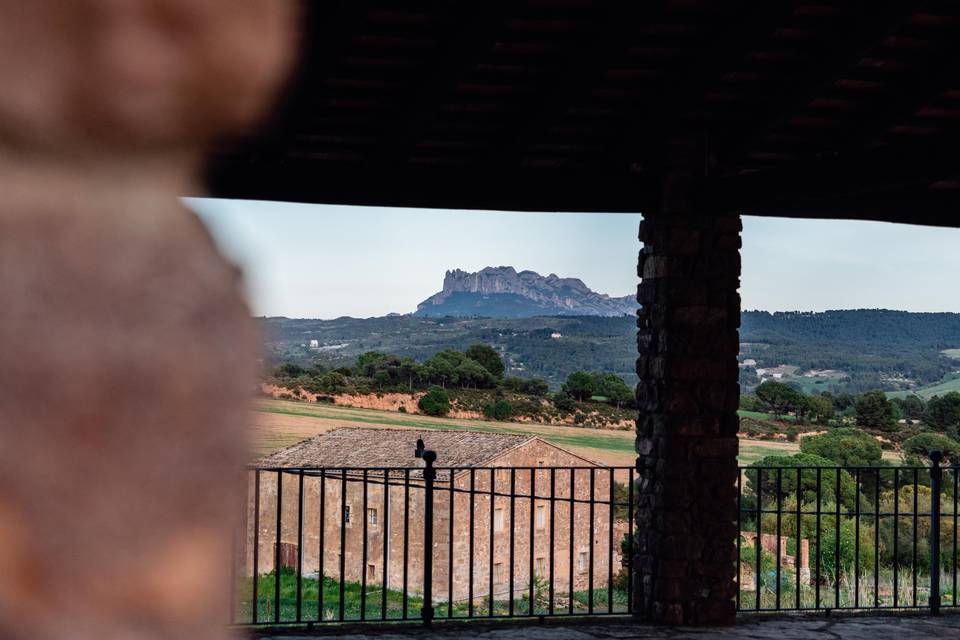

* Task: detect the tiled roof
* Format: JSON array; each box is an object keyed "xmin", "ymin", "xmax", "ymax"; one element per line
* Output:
[{"xmin": 256, "ymin": 427, "xmax": 534, "ymax": 470}]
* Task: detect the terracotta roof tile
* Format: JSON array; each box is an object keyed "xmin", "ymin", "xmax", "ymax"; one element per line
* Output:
[{"xmin": 256, "ymin": 427, "xmax": 534, "ymax": 470}]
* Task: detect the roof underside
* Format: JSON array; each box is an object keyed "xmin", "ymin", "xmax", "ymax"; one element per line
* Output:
[{"xmin": 207, "ymin": 1, "xmax": 960, "ymax": 227}]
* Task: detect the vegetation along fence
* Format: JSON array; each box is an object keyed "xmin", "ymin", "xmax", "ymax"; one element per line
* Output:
[
  {"xmin": 738, "ymin": 452, "xmax": 958, "ymax": 614},
  {"xmin": 234, "ymin": 446, "xmax": 635, "ymax": 626}
]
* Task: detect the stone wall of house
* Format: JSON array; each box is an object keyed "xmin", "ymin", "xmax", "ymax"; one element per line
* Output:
[{"xmin": 245, "ymin": 439, "xmax": 628, "ymax": 608}]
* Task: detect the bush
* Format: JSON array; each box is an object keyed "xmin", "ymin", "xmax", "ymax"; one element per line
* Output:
[
  {"xmin": 483, "ymin": 399, "xmax": 513, "ymax": 421},
  {"xmin": 418, "ymin": 386, "xmax": 451, "ymax": 417},
  {"xmin": 799, "ymin": 427, "xmax": 882, "ymax": 466},
  {"xmin": 397, "ymin": 405, "xmax": 407, "ymax": 413},
  {"xmin": 553, "ymin": 392, "xmax": 576, "ymax": 412}
]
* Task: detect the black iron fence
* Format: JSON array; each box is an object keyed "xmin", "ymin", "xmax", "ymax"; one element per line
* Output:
[
  {"xmin": 234, "ymin": 453, "xmax": 635, "ymax": 626},
  {"xmin": 737, "ymin": 453, "xmax": 958, "ymax": 614}
]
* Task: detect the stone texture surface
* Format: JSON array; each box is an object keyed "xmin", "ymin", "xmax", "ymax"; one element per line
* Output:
[
  {"xmin": 248, "ymin": 614, "xmax": 960, "ymax": 640},
  {"xmin": 0, "ymin": 1, "xmax": 295, "ymax": 639},
  {"xmin": 635, "ymin": 185, "xmax": 742, "ymax": 624}
]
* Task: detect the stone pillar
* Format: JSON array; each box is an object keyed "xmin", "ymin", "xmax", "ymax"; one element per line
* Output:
[
  {"xmin": 0, "ymin": 2, "xmax": 294, "ymax": 639},
  {"xmin": 635, "ymin": 179, "xmax": 742, "ymax": 625}
]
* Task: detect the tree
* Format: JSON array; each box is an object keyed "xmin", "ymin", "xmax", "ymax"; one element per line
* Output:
[
  {"xmin": 318, "ymin": 371, "xmax": 349, "ymax": 394},
  {"xmin": 356, "ymin": 351, "xmax": 388, "ymax": 376},
  {"xmin": 924, "ymin": 392, "xmax": 960, "ymax": 435},
  {"xmin": 902, "ymin": 432, "xmax": 960, "ymax": 466},
  {"xmin": 524, "ymin": 378, "xmax": 549, "ymax": 396},
  {"xmin": 455, "ymin": 358, "xmax": 495, "ymax": 389},
  {"xmin": 805, "ymin": 394, "xmax": 835, "ymax": 424},
  {"xmin": 855, "ymin": 390, "xmax": 896, "ymax": 431},
  {"xmin": 563, "ymin": 371, "xmax": 595, "ymax": 401},
  {"xmin": 746, "ymin": 453, "xmax": 858, "ymax": 510},
  {"xmin": 465, "ymin": 344, "xmax": 505, "ymax": 379},
  {"xmin": 756, "ymin": 381, "xmax": 802, "ymax": 417},
  {"xmin": 418, "ymin": 386, "xmax": 450, "ymax": 416},
  {"xmin": 593, "ymin": 373, "xmax": 634, "ymax": 409},
  {"xmin": 483, "ymin": 399, "xmax": 513, "ymax": 421},
  {"xmin": 799, "ymin": 428, "xmax": 882, "ymax": 467},
  {"xmin": 893, "ymin": 394, "xmax": 926, "ymax": 421}
]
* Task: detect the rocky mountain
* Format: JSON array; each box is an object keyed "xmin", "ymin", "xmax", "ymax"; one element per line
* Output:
[{"xmin": 414, "ymin": 266, "xmax": 638, "ymax": 318}]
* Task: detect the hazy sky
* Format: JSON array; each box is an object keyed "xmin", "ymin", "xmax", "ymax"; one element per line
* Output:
[{"xmin": 187, "ymin": 198, "xmax": 960, "ymax": 318}]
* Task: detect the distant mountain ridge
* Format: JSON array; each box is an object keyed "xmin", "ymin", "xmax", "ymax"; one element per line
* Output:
[{"xmin": 414, "ymin": 266, "xmax": 638, "ymax": 318}]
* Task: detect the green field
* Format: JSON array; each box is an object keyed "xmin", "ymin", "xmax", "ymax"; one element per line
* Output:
[
  {"xmin": 888, "ymin": 373, "xmax": 960, "ymax": 400},
  {"xmin": 253, "ymin": 398, "xmax": 811, "ymax": 466}
]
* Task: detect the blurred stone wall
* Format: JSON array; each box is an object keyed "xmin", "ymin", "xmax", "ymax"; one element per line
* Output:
[{"xmin": 0, "ymin": 2, "xmax": 295, "ymax": 638}]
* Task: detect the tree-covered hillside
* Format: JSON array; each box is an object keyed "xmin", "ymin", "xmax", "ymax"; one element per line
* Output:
[{"xmin": 260, "ymin": 310, "xmax": 960, "ymax": 393}]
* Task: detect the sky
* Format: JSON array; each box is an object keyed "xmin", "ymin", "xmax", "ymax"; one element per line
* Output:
[{"xmin": 186, "ymin": 198, "xmax": 960, "ymax": 318}]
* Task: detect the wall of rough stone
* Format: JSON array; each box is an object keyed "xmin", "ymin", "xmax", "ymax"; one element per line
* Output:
[{"xmin": 635, "ymin": 202, "xmax": 742, "ymax": 625}]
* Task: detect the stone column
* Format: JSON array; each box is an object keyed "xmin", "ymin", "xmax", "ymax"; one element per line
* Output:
[
  {"xmin": 635, "ymin": 177, "xmax": 742, "ymax": 625},
  {"xmin": 0, "ymin": 3, "xmax": 294, "ymax": 639}
]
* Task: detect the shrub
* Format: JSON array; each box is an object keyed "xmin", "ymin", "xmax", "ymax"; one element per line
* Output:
[
  {"xmin": 553, "ymin": 392, "xmax": 576, "ymax": 412},
  {"xmin": 483, "ymin": 399, "xmax": 513, "ymax": 421},
  {"xmin": 397, "ymin": 405, "xmax": 407, "ymax": 413},
  {"xmin": 418, "ymin": 386, "xmax": 451, "ymax": 417}
]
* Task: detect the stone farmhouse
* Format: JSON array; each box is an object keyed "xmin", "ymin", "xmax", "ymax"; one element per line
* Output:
[{"xmin": 247, "ymin": 428, "xmax": 627, "ymax": 604}]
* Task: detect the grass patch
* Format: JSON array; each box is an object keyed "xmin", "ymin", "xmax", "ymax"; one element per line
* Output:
[
  {"xmin": 888, "ymin": 372, "xmax": 960, "ymax": 400},
  {"xmin": 236, "ymin": 569, "xmax": 627, "ymax": 624}
]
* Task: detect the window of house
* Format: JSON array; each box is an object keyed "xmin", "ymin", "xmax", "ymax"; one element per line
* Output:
[
  {"xmin": 368, "ymin": 508, "xmax": 378, "ymax": 526},
  {"xmin": 578, "ymin": 551, "xmax": 589, "ymax": 573},
  {"xmin": 494, "ymin": 508, "xmax": 504, "ymax": 532},
  {"xmin": 537, "ymin": 460, "xmax": 546, "ymax": 467},
  {"xmin": 494, "ymin": 562, "xmax": 506, "ymax": 583},
  {"xmin": 535, "ymin": 505, "xmax": 546, "ymax": 530},
  {"xmin": 344, "ymin": 505, "xmax": 351, "ymax": 523},
  {"xmin": 367, "ymin": 563, "xmax": 376, "ymax": 581},
  {"xmin": 535, "ymin": 556, "xmax": 546, "ymax": 576}
]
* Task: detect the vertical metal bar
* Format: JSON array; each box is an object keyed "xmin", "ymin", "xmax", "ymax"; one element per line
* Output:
[
  {"xmin": 569, "ymin": 468, "xmax": 576, "ymax": 615},
  {"xmin": 795, "ymin": 467, "xmax": 801, "ymax": 610},
  {"xmin": 894, "ymin": 468, "xmax": 899, "ymax": 609},
  {"xmin": 252, "ymin": 470, "xmax": 261, "ymax": 624},
  {"xmin": 296, "ymin": 470, "xmax": 304, "ymax": 623},
  {"xmin": 275, "ymin": 470, "xmax": 283, "ymax": 624},
  {"xmin": 508, "ymin": 468, "xmax": 516, "ymax": 617},
  {"xmin": 360, "ymin": 469, "xmax": 369, "ymax": 621},
  {"xmin": 930, "ymin": 451, "xmax": 943, "ymax": 615},
  {"xmin": 588, "ymin": 468, "xmax": 595, "ymax": 615},
  {"xmin": 835, "ymin": 469, "xmax": 840, "ymax": 609},
  {"xmin": 815, "ymin": 467, "xmax": 821, "ymax": 610},
  {"xmin": 913, "ymin": 468, "xmax": 919, "ymax": 607},
  {"xmin": 529, "ymin": 468, "xmax": 536, "ymax": 615},
  {"xmin": 740, "ymin": 467, "xmax": 748, "ymax": 611},
  {"xmin": 756, "ymin": 468, "xmax": 762, "ymax": 611},
  {"xmin": 339, "ymin": 470, "xmax": 347, "ymax": 622},
  {"xmin": 550, "ymin": 467, "xmax": 556, "ymax": 616},
  {"xmin": 775, "ymin": 468, "xmax": 782, "ymax": 611},
  {"xmin": 852, "ymin": 468, "xmax": 865, "ymax": 610},
  {"xmin": 318, "ymin": 471, "xmax": 325, "ymax": 621},
  {"xmin": 627, "ymin": 467, "xmax": 634, "ymax": 615},
  {"xmin": 874, "ymin": 468, "xmax": 880, "ymax": 608},
  {"xmin": 468, "ymin": 469, "xmax": 476, "ymax": 618},
  {"xmin": 422, "ymin": 451, "xmax": 436, "ymax": 626},
  {"xmin": 449, "ymin": 473, "xmax": 455, "ymax": 619},
  {"xmin": 953, "ymin": 468, "xmax": 958, "ymax": 607},
  {"xmin": 382, "ymin": 469, "xmax": 389, "ymax": 621},
  {"xmin": 489, "ymin": 468, "xmax": 495, "ymax": 617},
  {"xmin": 230, "ymin": 517, "xmax": 237, "ymax": 624},
  {"xmin": 403, "ymin": 468, "xmax": 410, "ymax": 620},
  {"xmin": 608, "ymin": 468, "xmax": 615, "ymax": 614}
]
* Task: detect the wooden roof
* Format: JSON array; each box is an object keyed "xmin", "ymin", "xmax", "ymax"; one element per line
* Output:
[{"xmin": 206, "ymin": 1, "xmax": 960, "ymax": 227}]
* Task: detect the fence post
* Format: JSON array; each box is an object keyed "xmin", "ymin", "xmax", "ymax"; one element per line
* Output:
[
  {"xmin": 930, "ymin": 450, "xmax": 943, "ymax": 615},
  {"xmin": 417, "ymin": 440, "xmax": 437, "ymax": 626}
]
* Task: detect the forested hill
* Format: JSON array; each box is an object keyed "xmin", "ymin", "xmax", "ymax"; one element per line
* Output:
[
  {"xmin": 740, "ymin": 310, "xmax": 960, "ymax": 392},
  {"xmin": 260, "ymin": 310, "xmax": 960, "ymax": 393}
]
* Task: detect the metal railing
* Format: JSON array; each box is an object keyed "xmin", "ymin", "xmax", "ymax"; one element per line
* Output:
[
  {"xmin": 737, "ymin": 452, "xmax": 957, "ymax": 614},
  {"xmin": 234, "ymin": 449, "xmax": 635, "ymax": 626}
]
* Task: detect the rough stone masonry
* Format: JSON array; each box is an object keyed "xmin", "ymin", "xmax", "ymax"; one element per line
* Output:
[
  {"xmin": 635, "ymin": 170, "xmax": 742, "ymax": 625},
  {"xmin": 0, "ymin": 2, "xmax": 294, "ymax": 639}
]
